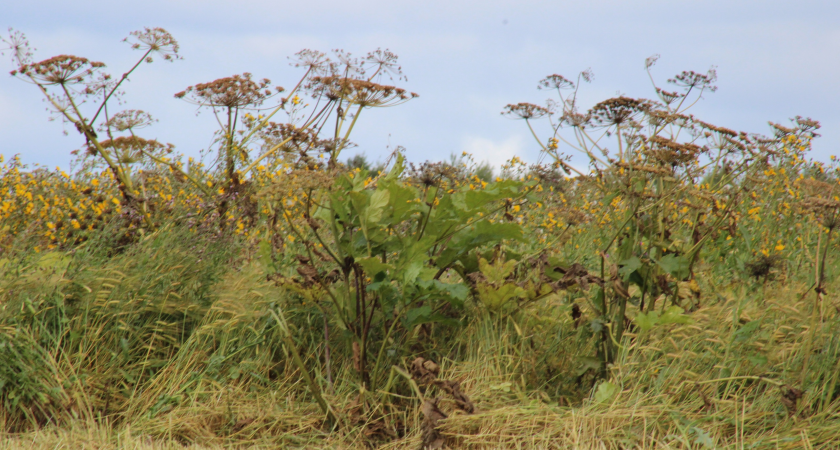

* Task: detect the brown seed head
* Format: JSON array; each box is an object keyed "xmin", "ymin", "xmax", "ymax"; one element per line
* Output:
[
  {"xmin": 126, "ymin": 27, "xmax": 182, "ymax": 62},
  {"xmin": 668, "ymin": 68, "xmax": 718, "ymax": 93},
  {"xmin": 101, "ymin": 110, "xmax": 156, "ymax": 132},
  {"xmin": 175, "ymin": 73, "xmax": 281, "ymax": 108},
  {"xmin": 502, "ymin": 102, "xmax": 550, "ymax": 120},
  {"xmin": 588, "ymin": 97, "xmax": 651, "ymax": 128},
  {"xmin": 538, "ymin": 74, "xmax": 575, "ymax": 91},
  {"xmin": 13, "ymin": 54, "xmax": 105, "ymax": 85}
]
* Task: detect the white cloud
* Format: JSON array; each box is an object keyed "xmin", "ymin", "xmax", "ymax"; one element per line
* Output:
[{"xmin": 461, "ymin": 135, "xmax": 525, "ymax": 169}]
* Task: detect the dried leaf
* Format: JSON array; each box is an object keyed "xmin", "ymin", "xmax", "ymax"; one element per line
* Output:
[
  {"xmin": 433, "ymin": 379, "xmax": 475, "ymax": 414},
  {"xmin": 420, "ymin": 398, "xmax": 446, "ymax": 449}
]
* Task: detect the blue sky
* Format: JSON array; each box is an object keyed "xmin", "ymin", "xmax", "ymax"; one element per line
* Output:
[{"xmin": 3, "ymin": 0, "xmax": 838, "ymax": 171}]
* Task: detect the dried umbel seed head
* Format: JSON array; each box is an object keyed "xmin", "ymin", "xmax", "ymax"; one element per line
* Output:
[
  {"xmin": 502, "ymin": 102, "xmax": 550, "ymax": 120},
  {"xmin": 588, "ymin": 97, "xmax": 651, "ymax": 128},
  {"xmin": 309, "ymin": 76, "xmax": 417, "ymax": 107},
  {"xmin": 175, "ymin": 73, "xmax": 282, "ymax": 109},
  {"xmin": 1, "ymin": 28, "xmax": 34, "ymax": 66},
  {"xmin": 647, "ymin": 136, "xmax": 705, "ymax": 166},
  {"xmin": 261, "ymin": 121, "xmax": 320, "ymax": 148},
  {"xmin": 312, "ymin": 137, "xmax": 355, "ymax": 156},
  {"xmin": 796, "ymin": 179, "xmax": 840, "ymax": 230},
  {"xmin": 407, "ymin": 161, "xmax": 461, "ymax": 187},
  {"xmin": 655, "ymin": 87, "xmax": 683, "ymax": 105},
  {"xmin": 697, "ymin": 120, "xmax": 738, "ymax": 138},
  {"xmin": 538, "ymin": 74, "xmax": 575, "ymax": 91},
  {"xmin": 365, "ymin": 48, "xmax": 405, "ymax": 81},
  {"xmin": 528, "ymin": 163, "xmax": 566, "ymax": 189},
  {"xmin": 745, "ymin": 253, "xmax": 781, "ymax": 280},
  {"xmin": 769, "ymin": 121, "xmax": 797, "ymax": 139},
  {"xmin": 647, "ymin": 111, "xmax": 694, "ymax": 130},
  {"xmin": 126, "ymin": 27, "xmax": 182, "ymax": 62},
  {"xmin": 101, "ymin": 110, "xmax": 156, "ymax": 132},
  {"xmin": 794, "ymin": 116, "xmax": 821, "ymax": 138},
  {"xmin": 289, "ymin": 49, "xmax": 332, "ymax": 78},
  {"xmin": 332, "ymin": 49, "xmax": 363, "ymax": 77},
  {"xmin": 668, "ymin": 68, "xmax": 718, "ymax": 93},
  {"xmin": 799, "ymin": 178, "xmax": 838, "ymax": 200},
  {"xmin": 13, "ymin": 54, "xmax": 105, "ymax": 85},
  {"xmin": 560, "ymin": 110, "xmax": 591, "ymax": 128},
  {"xmin": 92, "ymin": 136, "xmax": 174, "ymax": 163}
]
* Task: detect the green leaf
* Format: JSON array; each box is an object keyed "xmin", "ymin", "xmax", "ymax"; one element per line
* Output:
[
  {"xmin": 384, "ymin": 181, "xmax": 417, "ymax": 222},
  {"xmin": 576, "ymin": 356, "xmax": 602, "ymax": 376},
  {"xmin": 385, "ymin": 153, "xmax": 405, "ymax": 180},
  {"xmin": 476, "ymin": 283, "xmax": 524, "ymax": 311},
  {"xmin": 437, "ymin": 282, "xmax": 469, "ymax": 302},
  {"xmin": 691, "ymin": 427, "xmax": 715, "ymax": 449},
  {"xmin": 258, "ymin": 239, "xmax": 273, "ymax": 270},
  {"xmin": 634, "ymin": 311, "xmax": 659, "ymax": 332},
  {"xmin": 594, "ymin": 381, "xmax": 618, "ymax": 404},
  {"xmin": 734, "ymin": 320, "xmax": 760, "ymax": 343},
  {"xmin": 659, "ymin": 306, "xmax": 691, "ymax": 325},
  {"xmin": 364, "ymin": 189, "xmax": 390, "ymax": 224},
  {"xmin": 403, "ymin": 260, "xmax": 423, "ymax": 285},
  {"xmin": 634, "ymin": 307, "xmax": 690, "ymax": 332},
  {"xmin": 747, "ymin": 354, "xmax": 768, "ymax": 366},
  {"xmin": 405, "ymin": 305, "xmax": 432, "ymax": 327},
  {"xmin": 657, "ymin": 254, "xmax": 690, "ymax": 279},
  {"xmin": 356, "ymin": 257, "xmax": 393, "ymax": 277},
  {"xmin": 618, "ymin": 256, "xmax": 642, "ymax": 280},
  {"xmin": 478, "ymin": 257, "xmax": 517, "ymax": 282},
  {"xmin": 436, "ymin": 221, "xmax": 523, "ymax": 267}
]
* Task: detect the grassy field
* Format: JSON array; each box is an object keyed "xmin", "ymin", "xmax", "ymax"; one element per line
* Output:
[{"xmin": 2, "ymin": 27, "xmax": 840, "ymax": 449}]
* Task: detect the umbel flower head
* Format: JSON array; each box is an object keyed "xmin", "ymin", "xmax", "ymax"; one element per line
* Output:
[
  {"xmin": 309, "ymin": 76, "xmax": 417, "ymax": 107},
  {"xmin": 501, "ymin": 102, "xmax": 550, "ymax": 120},
  {"xmin": 12, "ymin": 54, "xmax": 105, "ymax": 85},
  {"xmin": 101, "ymin": 110, "xmax": 156, "ymax": 133},
  {"xmin": 587, "ymin": 96, "xmax": 652, "ymax": 128},
  {"xmin": 126, "ymin": 27, "xmax": 182, "ymax": 63},
  {"xmin": 175, "ymin": 73, "xmax": 282, "ymax": 109},
  {"xmin": 537, "ymin": 74, "xmax": 575, "ymax": 91},
  {"xmin": 90, "ymin": 136, "xmax": 174, "ymax": 163},
  {"xmin": 668, "ymin": 69, "xmax": 718, "ymax": 93}
]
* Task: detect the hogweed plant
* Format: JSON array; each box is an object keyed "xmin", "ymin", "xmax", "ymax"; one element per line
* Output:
[
  {"xmin": 507, "ymin": 55, "xmax": 825, "ymax": 374},
  {"xmin": 260, "ymin": 153, "xmax": 530, "ymax": 418},
  {"xmin": 3, "ymin": 27, "xmax": 182, "ymax": 230},
  {"xmin": 3, "ymin": 29, "xmax": 417, "ymax": 233}
]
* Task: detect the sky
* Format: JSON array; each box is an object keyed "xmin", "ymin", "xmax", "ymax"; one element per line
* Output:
[{"xmin": 2, "ymin": 0, "xmax": 839, "ymax": 172}]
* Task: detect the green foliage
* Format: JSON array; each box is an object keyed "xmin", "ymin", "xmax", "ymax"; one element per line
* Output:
[
  {"xmin": 634, "ymin": 306, "xmax": 693, "ymax": 332},
  {"xmin": 271, "ymin": 154, "xmax": 528, "ymax": 392}
]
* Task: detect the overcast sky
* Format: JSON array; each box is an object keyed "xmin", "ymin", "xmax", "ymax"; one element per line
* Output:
[{"xmin": 3, "ymin": 0, "xmax": 839, "ymax": 171}]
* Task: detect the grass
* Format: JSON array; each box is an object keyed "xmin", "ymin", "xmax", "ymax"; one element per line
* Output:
[{"xmin": 1, "ymin": 241, "xmax": 837, "ymax": 448}]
